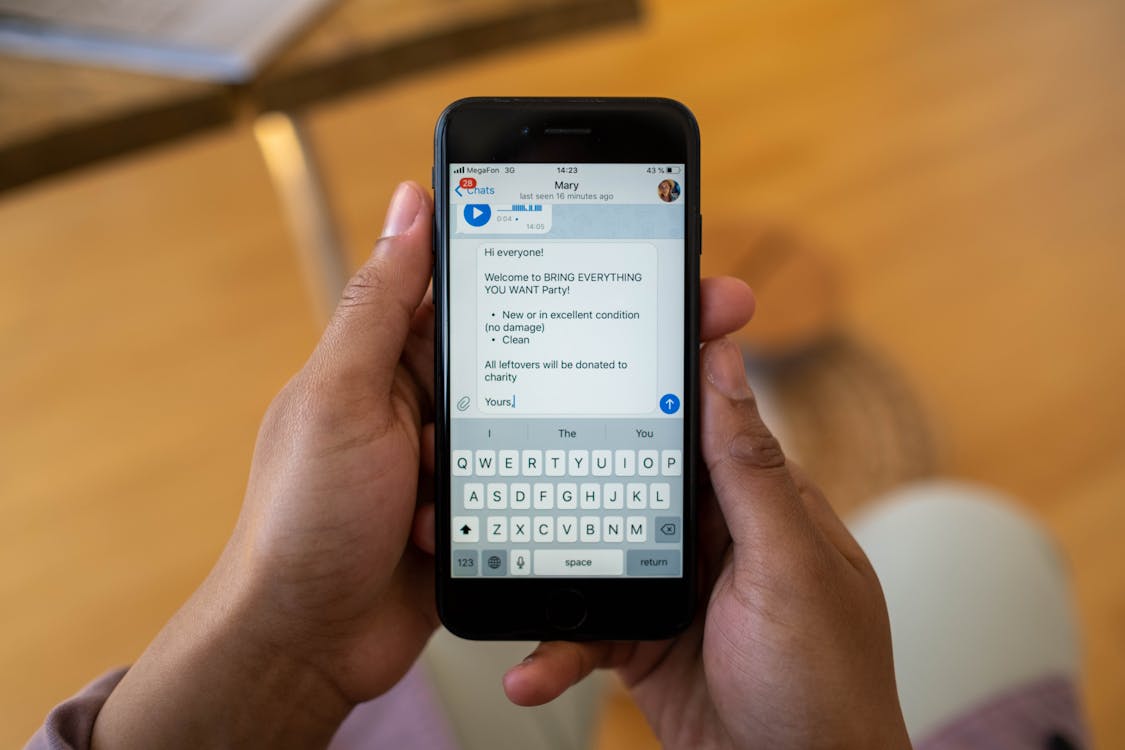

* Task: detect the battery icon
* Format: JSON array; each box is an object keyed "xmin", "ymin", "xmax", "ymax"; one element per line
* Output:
[{"xmin": 665, "ymin": 166, "xmax": 682, "ymax": 174}]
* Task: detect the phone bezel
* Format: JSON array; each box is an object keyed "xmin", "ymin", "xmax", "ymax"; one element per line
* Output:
[{"xmin": 433, "ymin": 98, "xmax": 701, "ymax": 640}]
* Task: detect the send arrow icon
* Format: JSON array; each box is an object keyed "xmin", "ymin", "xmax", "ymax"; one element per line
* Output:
[{"xmin": 463, "ymin": 203, "xmax": 491, "ymax": 227}]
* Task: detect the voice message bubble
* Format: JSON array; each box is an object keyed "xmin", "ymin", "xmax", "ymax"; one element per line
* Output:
[
  {"xmin": 458, "ymin": 203, "xmax": 553, "ymax": 234},
  {"xmin": 477, "ymin": 242, "xmax": 657, "ymax": 414}
]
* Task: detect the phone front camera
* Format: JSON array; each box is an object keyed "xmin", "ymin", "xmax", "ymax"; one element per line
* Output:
[{"xmin": 521, "ymin": 126, "xmax": 531, "ymax": 136}]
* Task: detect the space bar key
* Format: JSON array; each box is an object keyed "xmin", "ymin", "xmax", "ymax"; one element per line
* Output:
[{"xmin": 534, "ymin": 549, "xmax": 623, "ymax": 575}]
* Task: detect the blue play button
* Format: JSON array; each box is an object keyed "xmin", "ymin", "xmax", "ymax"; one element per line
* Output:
[{"xmin": 463, "ymin": 204, "xmax": 491, "ymax": 227}]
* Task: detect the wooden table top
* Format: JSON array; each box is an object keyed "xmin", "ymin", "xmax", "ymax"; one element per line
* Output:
[
  {"xmin": 0, "ymin": 0, "xmax": 639, "ymax": 192},
  {"xmin": 3, "ymin": 0, "xmax": 1124, "ymax": 745}
]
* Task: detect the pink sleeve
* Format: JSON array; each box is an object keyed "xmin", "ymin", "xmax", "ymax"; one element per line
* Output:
[
  {"xmin": 24, "ymin": 668, "xmax": 127, "ymax": 750},
  {"xmin": 25, "ymin": 664, "xmax": 459, "ymax": 750},
  {"xmin": 917, "ymin": 674, "xmax": 1089, "ymax": 750}
]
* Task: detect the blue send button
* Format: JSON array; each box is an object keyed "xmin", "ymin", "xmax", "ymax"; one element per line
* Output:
[
  {"xmin": 463, "ymin": 203, "xmax": 491, "ymax": 227},
  {"xmin": 659, "ymin": 393, "xmax": 680, "ymax": 414}
]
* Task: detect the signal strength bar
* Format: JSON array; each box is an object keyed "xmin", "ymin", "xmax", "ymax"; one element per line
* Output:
[{"xmin": 452, "ymin": 166, "xmax": 465, "ymax": 174}]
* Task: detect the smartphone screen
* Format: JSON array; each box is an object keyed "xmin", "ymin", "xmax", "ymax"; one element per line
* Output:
[
  {"xmin": 446, "ymin": 163, "xmax": 686, "ymax": 579},
  {"xmin": 435, "ymin": 98, "xmax": 699, "ymax": 639}
]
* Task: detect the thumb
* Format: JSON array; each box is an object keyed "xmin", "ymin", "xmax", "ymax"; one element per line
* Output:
[
  {"xmin": 700, "ymin": 338, "xmax": 816, "ymax": 550},
  {"xmin": 312, "ymin": 181, "xmax": 433, "ymax": 393}
]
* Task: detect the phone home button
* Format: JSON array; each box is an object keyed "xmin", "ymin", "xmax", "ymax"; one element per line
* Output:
[{"xmin": 546, "ymin": 588, "xmax": 587, "ymax": 631}]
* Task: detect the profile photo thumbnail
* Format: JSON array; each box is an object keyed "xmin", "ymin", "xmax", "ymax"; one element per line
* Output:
[{"xmin": 658, "ymin": 178, "xmax": 681, "ymax": 203}]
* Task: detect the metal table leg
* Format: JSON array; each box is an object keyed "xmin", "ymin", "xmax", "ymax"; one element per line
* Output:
[{"xmin": 253, "ymin": 111, "xmax": 350, "ymax": 323}]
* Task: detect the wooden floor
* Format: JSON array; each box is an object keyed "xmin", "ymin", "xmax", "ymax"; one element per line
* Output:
[{"xmin": 2, "ymin": 0, "xmax": 1123, "ymax": 746}]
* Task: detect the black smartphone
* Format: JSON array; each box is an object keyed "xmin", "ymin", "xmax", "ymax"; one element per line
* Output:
[{"xmin": 433, "ymin": 98, "xmax": 700, "ymax": 640}]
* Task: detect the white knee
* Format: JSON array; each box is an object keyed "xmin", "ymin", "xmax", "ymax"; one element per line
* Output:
[{"xmin": 850, "ymin": 481, "xmax": 1080, "ymax": 740}]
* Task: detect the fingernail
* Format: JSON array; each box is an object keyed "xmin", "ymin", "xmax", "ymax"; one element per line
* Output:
[
  {"xmin": 382, "ymin": 182, "xmax": 422, "ymax": 237},
  {"xmin": 705, "ymin": 339, "xmax": 752, "ymax": 400},
  {"xmin": 520, "ymin": 654, "xmax": 535, "ymax": 666}
]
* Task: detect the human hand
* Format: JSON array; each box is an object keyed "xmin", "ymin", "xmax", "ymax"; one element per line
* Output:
[
  {"xmin": 501, "ymin": 339, "xmax": 911, "ymax": 749},
  {"xmin": 88, "ymin": 173, "xmax": 897, "ymax": 749},
  {"xmin": 94, "ymin": 181, "xmax": 440, "ymax": 748}
]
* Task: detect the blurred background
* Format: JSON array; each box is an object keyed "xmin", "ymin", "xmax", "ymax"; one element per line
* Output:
[{"xmin": 1, "ymin": 0, "xmax": 1123, "ymax": 747}]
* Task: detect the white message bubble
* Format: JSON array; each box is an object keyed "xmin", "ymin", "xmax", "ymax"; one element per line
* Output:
[{"xmin": 477, "ymin": 242, "xmax": 657, "ymax": 414}]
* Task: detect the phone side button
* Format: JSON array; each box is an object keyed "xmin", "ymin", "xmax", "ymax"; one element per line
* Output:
[{"xmin": 545, "ymin": 588, "xmax": 587, "ymax": 631}]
